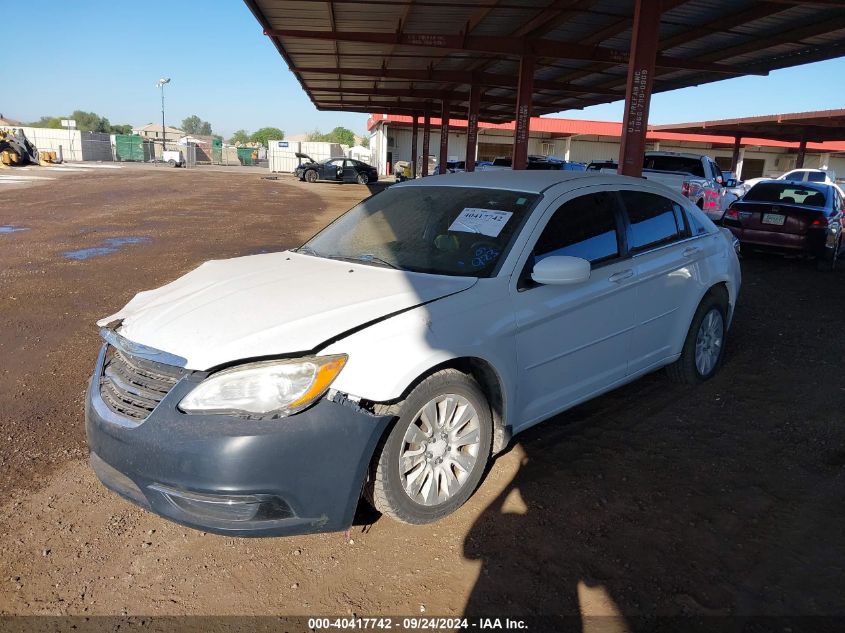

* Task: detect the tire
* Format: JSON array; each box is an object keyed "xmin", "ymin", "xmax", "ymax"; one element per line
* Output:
[
  {"xmin": 356, "ymin": 172, "xmax": 369, "ymax": 185},
  {"xmin": 168, "ymin": 159, "xmax": 176, "ymax": 167},
  {"xmin": 365, "ymin": 369, "xmax": 492, "ymax": 524},
  {"xmin": 666, "ymin": 291, "xmax": 728, "ymax": 385},
  {"xmin": 305, "ymin": 169, "xmax": 318, "ymax": 183},
  {"xmin": 816, "ymin": 233, "xmax": 840, "ymax": 271}
]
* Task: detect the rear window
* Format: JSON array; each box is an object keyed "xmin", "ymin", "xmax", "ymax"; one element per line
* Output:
[
  {"xmin": 643, "ymin": 155, "xmax": 705, "ymax": 178},
  {"xmin": 744, "ymin": 183, "xmax": 828, "ymax": 207}
]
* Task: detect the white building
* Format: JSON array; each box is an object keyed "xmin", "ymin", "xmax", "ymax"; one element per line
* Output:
[{"xmin": 367, "ymin": 113, "xmax": 845, "ymax": 179}]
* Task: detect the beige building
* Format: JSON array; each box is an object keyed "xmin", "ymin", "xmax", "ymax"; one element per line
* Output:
[{"xmin": 132, "ymin": 123, "xmax": 183, "ymax": 143}]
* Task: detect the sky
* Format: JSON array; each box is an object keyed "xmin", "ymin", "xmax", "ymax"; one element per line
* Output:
[{"xmin": 3, "ymin": 0, "xmax": 844, "ymax": 139}]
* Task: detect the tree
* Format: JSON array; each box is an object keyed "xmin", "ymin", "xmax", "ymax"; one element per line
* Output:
[
  {"xmin": 306, "ymin": 126, "xmax": 356, "ymax": 146},
  {"xmin": 109, "ymin": 124, "xmax": 132, "ymax": 135},
  {"xmin": 328, "ymin": 126, "xmax": 355, "ymax": 146},
  {"xmin": 228, "ymin": 129, "xmax": 251, "ymax": 145},
  {"xmin": 249, "ymin": 127, "xmax": 284, "ymax": 147},
  {"xmin": 181, "ymin": 115, "xmax": 212, "ymax": 136},
  {"xmin": 28, "ymin": 116, "xmax": 62, "ymax": 129},
  {"xmin": 360, "ymin": 136, "xmax": 370, "ymax": 148},
  {"xmin": 28, "ymin": 111, "xmax": 112, "ymax": 132}
]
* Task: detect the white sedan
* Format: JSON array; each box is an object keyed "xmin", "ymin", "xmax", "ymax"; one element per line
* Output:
[{"xmin": 85, "ymin": 171, "xmax": 741, "ymax": 536}]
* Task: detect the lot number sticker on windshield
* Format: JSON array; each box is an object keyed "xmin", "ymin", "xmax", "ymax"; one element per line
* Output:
[{"xmin": 449, "ymin": 209, "xmax": 513, "ymax": 237}]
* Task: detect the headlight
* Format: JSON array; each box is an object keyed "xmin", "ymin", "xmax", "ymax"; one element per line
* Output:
[{"xmin": 179, "ymin": 355, "xmax": 347, "ymax": 418}]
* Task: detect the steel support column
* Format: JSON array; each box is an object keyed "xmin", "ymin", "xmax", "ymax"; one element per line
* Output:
[
  {"xmin": 796, "ymin": 137, "xmax": 807, "ymax": 168},
  {"xmin": 411, "ymin": 114, "xmax": 419, "ymax": 179},
  {"xmin": 439, "ymin": 100, "xmax": 450, "ymax": 175},
  {"xmin": 618, "ymin": 0, "xmax": 661, "ymax": 178},
  {"xmin": 465, "ymin": 85, "xmax": 481, "ymax": 173},
  {"xmin": 421, "ymin": 109, "xmax": 431, "ymax": 177},
  {"xmin": 512, "ymin": 54, "xmax": 534, "ymax": 171},
  {"xmin": 730, "ymin": 135, "xmax": 742, "ymax": 172}
]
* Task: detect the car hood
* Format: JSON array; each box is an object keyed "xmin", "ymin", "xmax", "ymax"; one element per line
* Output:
[{"xmin": 97, "ymin": 251, "xmax": 476, "ymax": 370}]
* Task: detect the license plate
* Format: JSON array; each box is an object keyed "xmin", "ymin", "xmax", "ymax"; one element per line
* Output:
[{"xmin": 762, "ymin": 213, "xmax": 786, "ymax": 226}]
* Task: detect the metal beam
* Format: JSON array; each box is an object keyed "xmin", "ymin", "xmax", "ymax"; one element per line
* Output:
[
  {"xmin": 311, "ymin": 86, "xmax": 621, "ymax": 110},
  {"xmin": 267, "ymin": 29, "xmax": 759, "ymax": 75},
  {"xmin": 466, "ymin": 84, "xmax": 481, "ymax": 173},
  {"xmin": 294, "ymin": 66, "xmax": 623, "ymax": 96},
  {"xmin": 730, "ymin": 135, "xmax": 742, "ymax": 172},
  {"xmin": 618, "ymin": 0, "xmax": 660, "ymax": 178},
  {"xmin": 439, "ymin": 101, "xmax": 450, "ymax": 175},
  {"xmin": 411, "ymin": 114, "xmax": 419, "ymax": 178},
  {"xmin": 796, "ymin": 138, "xmax": 807, "ymax": 168},
  {"xmin": 422, "ymin": 109, "xmax": 431, "ymax": 176},
  {"xmin": 512, "ymin": 55, "xmax": 534, "ymax": 171}
]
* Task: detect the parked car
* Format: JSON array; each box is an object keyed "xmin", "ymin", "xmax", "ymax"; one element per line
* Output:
[
  {"xmin": 295, "ymin": 153, "xmax": 378, "ymax": 185},
  {"xmin": 723, "ymin": 179, "xmax": 844, "ymax": 270},
  {"xmin": 481, "ymin": 155, "xmax": 585, "ymax": 171},
  {"xmin": 740, "ymin": 168, "xmax": 844, "ymax": 198},
  {"xmin": 86, "ymin": 170, "xmax": 740, "ymax": 537},
  {"xmin": 587, "ymin": 152, "xmax": 737, "ymax": 222}
]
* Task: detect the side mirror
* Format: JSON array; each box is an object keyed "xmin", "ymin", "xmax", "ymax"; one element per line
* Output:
[{"xmin": 531, "ymin": 256, "xmax": 591, "ymax": 285}]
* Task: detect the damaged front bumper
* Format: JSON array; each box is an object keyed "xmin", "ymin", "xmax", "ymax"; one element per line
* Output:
[{"xmin": 85, "ymin": 345, "xmax": 393, "ymax": 537}]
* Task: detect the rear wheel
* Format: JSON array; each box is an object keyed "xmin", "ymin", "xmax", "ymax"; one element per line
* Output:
[
  {"xmin": 356, "ymin": 172, "xmax": 369, "ymax": 185},
  {"xmin": 816, "ymin": 233, "xmax": 840, "ymax": 271},
  {"xmin": 667, "ymin": 292, "xmax": 728, "ymax": 384},
  {"xmin": 365, "ymin": 369, "xmax": 492, "ymax": 524},
  {"xmin": 305, "ymin": 169, "xmax": 318, "ymax": 183},
  {"xmin": 168, "ymin": 159, "xmax": 176, "ymax": 167}
]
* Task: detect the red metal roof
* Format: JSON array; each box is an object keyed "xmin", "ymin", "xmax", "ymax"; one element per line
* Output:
[{"xmin": 368, "ymin": 113, "xmax": 845, "ymax": 152}]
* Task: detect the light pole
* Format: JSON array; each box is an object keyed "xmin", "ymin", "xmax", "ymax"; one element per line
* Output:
[{"xmin": 156, "ymin": 77, "xmax": 171, "ymax": 151}]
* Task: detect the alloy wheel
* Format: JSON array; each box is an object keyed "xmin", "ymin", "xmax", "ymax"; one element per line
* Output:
[
  {"xmin": 695, "ymin": 308, "xmax": 724, "ymax": 376},
  {"xmin": 398, "ymin": 394, "xmax": 481, "ymax": 507}
]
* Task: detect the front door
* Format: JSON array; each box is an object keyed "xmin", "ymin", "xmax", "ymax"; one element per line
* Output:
[{"xmin": 511, "ymin": 189, "xmax": 637, "ymax": 429}]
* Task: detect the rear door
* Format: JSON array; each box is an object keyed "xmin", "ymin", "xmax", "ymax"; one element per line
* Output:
[
  {"xmin": 510, "ymin": 188, "xmax": 637, "ymax": 428},
  {"xmin": 341, "ymin": 159, "xmax": 358, "ymax": 182},
  {"xmin": 619, "ymin": 188, "xmax": 707, "ymax": 374}
]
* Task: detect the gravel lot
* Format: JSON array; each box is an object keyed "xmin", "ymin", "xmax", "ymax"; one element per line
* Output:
[{"xmin": 1, "ymin": 164, "xmax": 843, "ymax": 629}]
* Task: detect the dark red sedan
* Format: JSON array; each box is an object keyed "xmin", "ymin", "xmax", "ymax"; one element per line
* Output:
[{"xmin": 723, "ymin": 180, "xmax": 845, "ymax": 270}]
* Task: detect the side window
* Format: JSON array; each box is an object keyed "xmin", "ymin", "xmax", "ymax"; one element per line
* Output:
[
  {"xmin": 712, "ymin": 161, "xmax": 724, "ymax": 183},
  {"xmin": 534, "ymin": 192, "xmax": 620, "ymax": 265},
  {"xmin": 620, "ymin": 190, "xmax": 689, "ymax": 252},
  {"xmin": 807, "ymin": 171, "xmax": 826, "ymax": 183}
]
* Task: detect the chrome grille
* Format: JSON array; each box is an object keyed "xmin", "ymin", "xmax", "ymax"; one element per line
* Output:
[{"xmin": 99, "ymin": 346, "xmax": 184, "ymax": 421}]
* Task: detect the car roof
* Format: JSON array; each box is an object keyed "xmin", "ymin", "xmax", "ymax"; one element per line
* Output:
[
  {"xmin": 749, "ymin": 179, "xmax": 831, "ymax": 193},
  {"xmin": 392, "ymin": 170, "xmax": 649, "ymax": 194}
]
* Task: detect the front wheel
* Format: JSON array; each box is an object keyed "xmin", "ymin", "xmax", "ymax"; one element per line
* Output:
[
  {"xmin": 168, "ymin": 159, "xmax": 176, "ymax": 167},
  {"xmin": 365, "ymin": 369, "xmax": 492, "ymax": 524},
  {"xmin": 666, "ymin": 293, "xmax": 728, "ymax": 384},
  {"xmin": 304, "ymin": 169, "xmax": 318, "ymax": 183}
]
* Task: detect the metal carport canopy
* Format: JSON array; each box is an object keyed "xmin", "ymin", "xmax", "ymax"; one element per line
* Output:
[
  {"xmin": 243, "ymin": 0, "xmax": 845, "ymax": 173},
  {"xmin": 654, "ymin": 109, "xmax": 845, "ymax": 143}
]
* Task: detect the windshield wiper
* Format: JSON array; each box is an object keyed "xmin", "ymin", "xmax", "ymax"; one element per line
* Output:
[
  {"xmin": 328, "ymin": 254, "xmax": 401, "ymax": 269},
  {"xmin": 294, "ymin": 245, "xmax": 320, "ymax": 256}
]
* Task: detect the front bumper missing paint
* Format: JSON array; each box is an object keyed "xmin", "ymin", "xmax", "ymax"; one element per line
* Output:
[{"xmin": 85, "ymin": 344, "xmax": 393, "ymax": 537}]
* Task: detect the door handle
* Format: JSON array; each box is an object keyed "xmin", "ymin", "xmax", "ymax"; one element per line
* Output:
[
  {"xmin": 683, "ymin": 246, "xmax": 702, "ymax": 257},
  {"xmin": 608, "ymin": 269, "xmax": 634, "ymax": 283}
]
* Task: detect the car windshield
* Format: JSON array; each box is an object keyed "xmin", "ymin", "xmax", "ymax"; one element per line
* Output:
[
  {"xmin": 643, "ymin": 155, "xmax": 705, "ymax": 177},
  {"xmin": 301, "ymin": 186, "xmax": 540, "ymax": 277},
  {"xmin": 744, "ymin": 183, "xmax": 828, "ymax": 207}
]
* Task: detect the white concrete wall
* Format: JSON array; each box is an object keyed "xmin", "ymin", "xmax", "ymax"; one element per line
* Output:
[{"xmin": 7, "ymin": 126, "xmax": 84, "ymax": 161}]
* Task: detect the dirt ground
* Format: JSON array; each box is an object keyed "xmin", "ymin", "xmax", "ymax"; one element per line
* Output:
[{"xmin": 1, "ymin": 164, "xmax": 844, "ymax": 630}]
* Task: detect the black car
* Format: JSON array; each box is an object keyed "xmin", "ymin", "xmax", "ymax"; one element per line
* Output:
[{"xmin": 294, "ymin": 153, "xmax": 378, "ymax": 185}]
